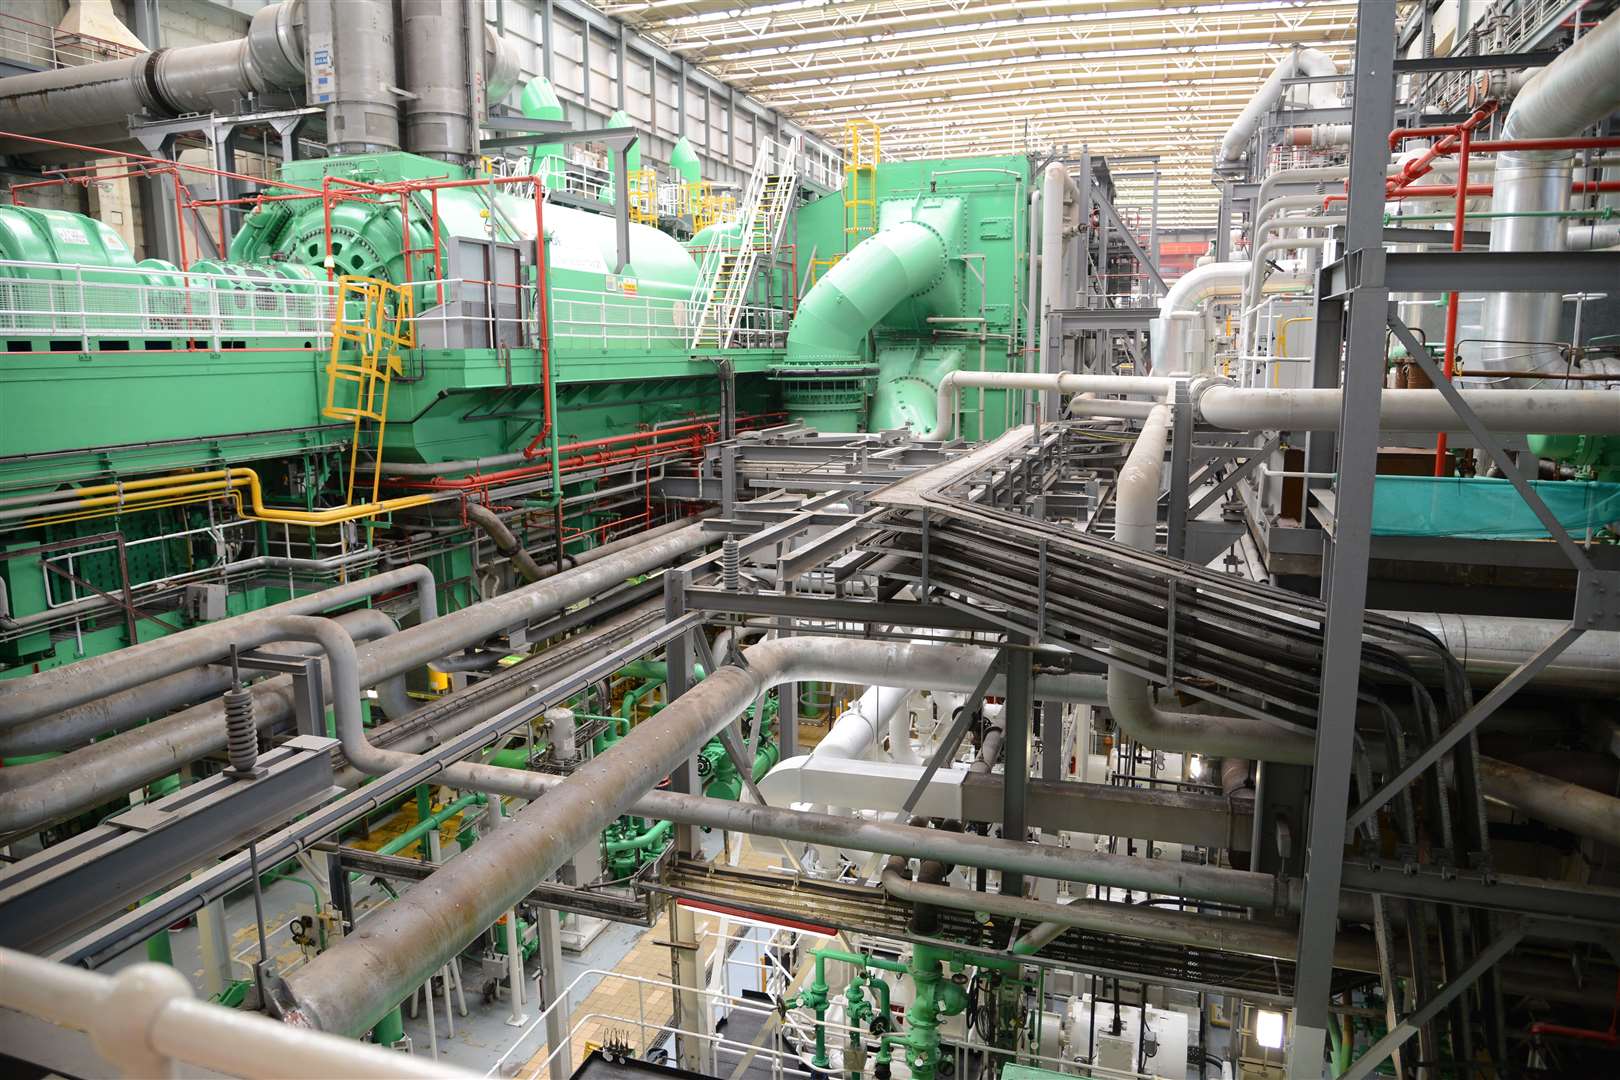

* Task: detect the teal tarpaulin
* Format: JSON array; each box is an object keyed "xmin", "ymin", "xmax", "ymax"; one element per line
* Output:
[{"xmin": 1371, "ymin": 476, "xmax": 1620, "ymax": 539}]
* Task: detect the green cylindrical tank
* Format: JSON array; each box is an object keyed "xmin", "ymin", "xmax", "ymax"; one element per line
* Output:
[{"xmin": 520, "ymin": 77, "xmax": 568, "ymax": 193}]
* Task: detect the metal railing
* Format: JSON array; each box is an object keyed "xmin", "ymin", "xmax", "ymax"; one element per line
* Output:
[
  {"xmin": 0, "ymin": 947, "xmax": 469, "ymax": 1079},
  {"xmin": 798, "ymin": 139, "xmax": 847, "ymax": 193},
  {"xmin": 0, "ymin": 12, "xmax": 142, "ymax": 71},
  {"xmin": 552, "ymin": 285, "xmax": 789, "ymax": 350},
  {"xmin": 0, "ymin": 260, "xmax": 336, "ymax": 352}
]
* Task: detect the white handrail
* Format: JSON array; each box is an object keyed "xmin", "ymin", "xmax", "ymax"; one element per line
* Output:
[{"xmin": 0, "ymin": 947, "xmax": 474, "ymax": 1079}]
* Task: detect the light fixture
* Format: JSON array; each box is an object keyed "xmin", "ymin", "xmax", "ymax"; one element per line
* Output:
[
  {"xmin": 1188, "ymin": 754, "xmax": 1203, "ymax": 780},
  {"xmin": 1256, "ymin": 1009, "xmax": 1286, "ymax": 1050}
]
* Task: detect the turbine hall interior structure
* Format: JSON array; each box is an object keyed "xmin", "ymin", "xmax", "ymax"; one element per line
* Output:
[{"xmin": 2, "ymin": 1, "xmax": 1620, "ymax": 1078}]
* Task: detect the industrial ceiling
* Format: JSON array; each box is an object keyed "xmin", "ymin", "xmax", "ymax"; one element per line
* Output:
[{"xmin": 591, "ymin": 0, "xmax": 1363, "ymax": 228}]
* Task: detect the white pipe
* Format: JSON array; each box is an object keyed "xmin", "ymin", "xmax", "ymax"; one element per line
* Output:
[
  {"xmin": 1195, "ymin": 382, "xmax": 1620, "ymax": 435},
  {"xmin": 814, "ymin": 685, "xmax": 910, "ymax": 761},
  {"xmin": 921, "ymin": 373, "xmax": 1179, "ymax": 440},
  {"xmin": 889, "ymin": 706, "xmax": 921, "ymax": 764},
  {"xmin": 0, "ymin": 948, "xmax": 469, "ymax": 1079},
  {"xmin": 758, "ymin": 756, "xmax": 969, "ymax": 819},
  {"xmin": 1219, "ymin": 48, "xmax": 1340, "ymax": 163},
  {"xmin": 1107, "ymin": 400, "xmax": 1318, "ymax": 765},
  {"xmin": 1147, "ymin": 261, "xmax": 1250, "ymax": 371},
  {"xmin": 1039, "ymin": 162, "xmax": 1080, "ymax": 421}
]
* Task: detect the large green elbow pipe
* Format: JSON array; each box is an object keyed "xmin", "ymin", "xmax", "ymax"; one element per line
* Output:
[{"xmin": 784, "ymin": 220, "xmax": 949, "ymax": 368}]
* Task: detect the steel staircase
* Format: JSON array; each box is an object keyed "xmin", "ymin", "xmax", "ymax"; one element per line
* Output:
[{"xmin": 688, "ymin": 136, "xmax": 798, "ymax": 349}]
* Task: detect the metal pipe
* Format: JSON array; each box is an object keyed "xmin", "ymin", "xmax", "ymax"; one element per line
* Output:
[
  {"xmin": 0, "ymin": 1, "xmax": 304, "ymax": 154},
  {"xmin": 0, "ymin": 607, "xmax": 412, "ymax": 758},
  {"xmin": 0, "ymin": 565, "xmax": 435, "ymax": 732},
  {"xmin": 0, "ymin": 948, "xmax": 472, "ymax": 1080},
  {"xmin": 1194, "ymin": 382, "xmax": 1620, "ymax": 435},
  {"xmin": 302, "ymin": 0, "xmax": 400, "ymax": 155},
  {"xmin": 921, "ymin": 373, "xmax": 1179, "ymax": 440},
  {"xmin": 401, "ymin": 0, "xmax": 480, "ymax": 164},
  {"xmin": 1383, "ymin": 613, "xmax": 1620, "ymax": 695},
  {"xmin": 1479, "ymin": 10, "xmax": 1620, "ymax": 385},
  {"xmin": 1218, "ymin": 48, "xmax": 1340, "ymax": 163},
  {"xmin": 0, "ymin": 525, "xmax": 709, "ymax": 836},
  {"xmin": 881, "ymin": 869, "xmax": 1379, "ymax": 973},
  {"xmin": 1478, "ymin": 756, "xmax": 1620, "ymax": 849},
  {"xmin": 1108, "ymin": 403, "xmax": 1316, "ymax": 765},
  {"xmin": 464, "ymin": 503, "xmax": 548, "ymax": 584}
]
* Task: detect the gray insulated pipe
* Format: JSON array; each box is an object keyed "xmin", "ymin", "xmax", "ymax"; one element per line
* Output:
[
  {"xmin": 1477, "ymin": 11, "xmax": 1620, "ymax": 385},
  {"xmin": 0, "ymin": 0, "xmax": 305, "ymax": 155},
  {"xmin": 0, "ymin": 525, "xmax": 711, "ymax": 838},
  {"xmin": 399, "ymin": 0, "xmax": 522, "ymax": 162}
]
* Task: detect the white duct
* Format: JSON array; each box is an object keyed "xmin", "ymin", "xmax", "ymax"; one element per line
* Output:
[
  {"xmin": 1147, "ymin": 261, "xmax": 1249, "ymax": 372},
  {"xmin": 1219, "ymin": 49, "xmax": 1341, "ymax": 163}
]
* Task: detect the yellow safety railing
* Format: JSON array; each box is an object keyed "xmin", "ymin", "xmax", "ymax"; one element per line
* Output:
[
  {"xmin": 844, "ymin": 118, "xmax": 880, "ymax": 246},
  {"xmin": 692, "ymin": 181, "xmax": 738, "ymax": 232},
  {"xmin": 627, "ymin": 168, "xmax": 660, "ymax": 224}
]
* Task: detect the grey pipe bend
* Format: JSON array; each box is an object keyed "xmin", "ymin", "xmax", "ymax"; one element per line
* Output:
[
  {"xmin": 0, "ymin": 526, "xmax": 708, "ymax": 838},
  {"xmin": 1108, "ymin": 403, "xmax": 1315, "ymax": 764},
  {"xmin": 0, "ymin": 565, "xmax": 435, "ymax": 732},
  {"xmin": 464, "ymin": 503, "xmax": 548, "ymax": 584},
  {"xmin": 0, "ymin": 608, "xmax": 410, "ymax": 757},
  {"xmin": 1478, "ymin": 756, "xmax": 1620, "ymax": 849}
]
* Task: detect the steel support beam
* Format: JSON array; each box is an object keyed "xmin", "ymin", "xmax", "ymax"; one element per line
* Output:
[{"xmin": 1288, "ymin": 5, "xmax": 1397, "ymax": 1075}]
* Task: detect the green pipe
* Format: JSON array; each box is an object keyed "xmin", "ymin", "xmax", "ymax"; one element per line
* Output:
[
  {"xmin": 617, "ymin": 660, "xmax": 705, "ymax": 681},
  {"xmin": 783, "ymin": 220, "xmax": 950, "ymax": 369},
  {"xmin": 485, "ymin": 746, "xmax": 533, "ymax": 770},
  {"xmin": 520, "ymin": 78, "xmax": 568, "ymax": 197},
  {"xmin": 377, "ymin": 792, "xmax": 484, "ymax": 858},
  {"xmin": 371, "ymin": 1005, "xmax": 404, "ymax": 1047},
  {"xmin": 602, "ymin": 816, "xmax": 672, "ymax": 854}
]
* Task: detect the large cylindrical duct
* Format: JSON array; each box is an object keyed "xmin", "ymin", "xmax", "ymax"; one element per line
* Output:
[
  {"xmin": 400, "ymin": 0, "xmax": 481, "ymax": 164},
  {"xmin": 303, "ymin": 0, "xmax": 399, "ymax": 155},
  {"xmin": 0, "ymin": 0, "xmax": 305, "ymax": 155},
  {"xmin": 1476, "ymin": 12, "xmax": 1620, "ymax": 385}
]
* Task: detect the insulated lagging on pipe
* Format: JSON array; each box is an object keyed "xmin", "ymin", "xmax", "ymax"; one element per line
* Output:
[
  {"xmin": 0, "ymin": 565, "xmax": 437, "ymax": 733},
  {"xmin": 288, "ymin": 635, "xmax": 1284, "ymax": 1034},
  {"xmin": 924, "ymin": 373, "xmax": 1620, "ymax": 437},
  {"xmin": 0, "ymin": 608, "xmax": 413, "ymax": 757},
  {"xmin": 0, "ymin": 525, "xmax": 711, "ymax": 838},
  {"xmin": 782, "ymin": 220, "xmax": 950, "ymax": 369},
  {"xmin": 1108, "ymin": 404, "xmax": 1316, "ymax": 764},
  {"xmin": 1476, "ymin": 10, "xmax": 1620, "ymax": 385},
  {"xmin": 881, "ymin": 868, "xmax": 1379, "ymax": 973}
]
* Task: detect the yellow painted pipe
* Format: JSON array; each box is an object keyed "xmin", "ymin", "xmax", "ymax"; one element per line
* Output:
[{"xmin": 24, "ymin": 468, "xmax": 434, "ymax": 527}]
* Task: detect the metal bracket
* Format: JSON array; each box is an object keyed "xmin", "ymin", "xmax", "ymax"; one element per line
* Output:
[{"xmin": 1574, "ymin": 570, "xmax": 1620, "ymax": 631}]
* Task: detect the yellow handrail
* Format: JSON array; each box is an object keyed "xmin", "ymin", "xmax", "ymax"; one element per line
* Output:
[{"xmin": 22, "ymin": 468, "xmax": 435, "ymax": 528}]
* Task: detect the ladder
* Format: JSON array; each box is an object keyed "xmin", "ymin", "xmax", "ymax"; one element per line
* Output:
[{"xmin": 688, "ymin": 136, "xmax": 798, "ymax": 349}]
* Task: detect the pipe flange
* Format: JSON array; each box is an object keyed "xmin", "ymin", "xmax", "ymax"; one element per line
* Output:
[{"xmin": 1187, "ymin": 375, "xmax": 1234, "ymax": 425}]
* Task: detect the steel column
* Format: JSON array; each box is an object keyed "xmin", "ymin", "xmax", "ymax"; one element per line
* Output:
[{"xmin": 1287, "ymin": 5, "xmax": 1398, "ymax": 1075}]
